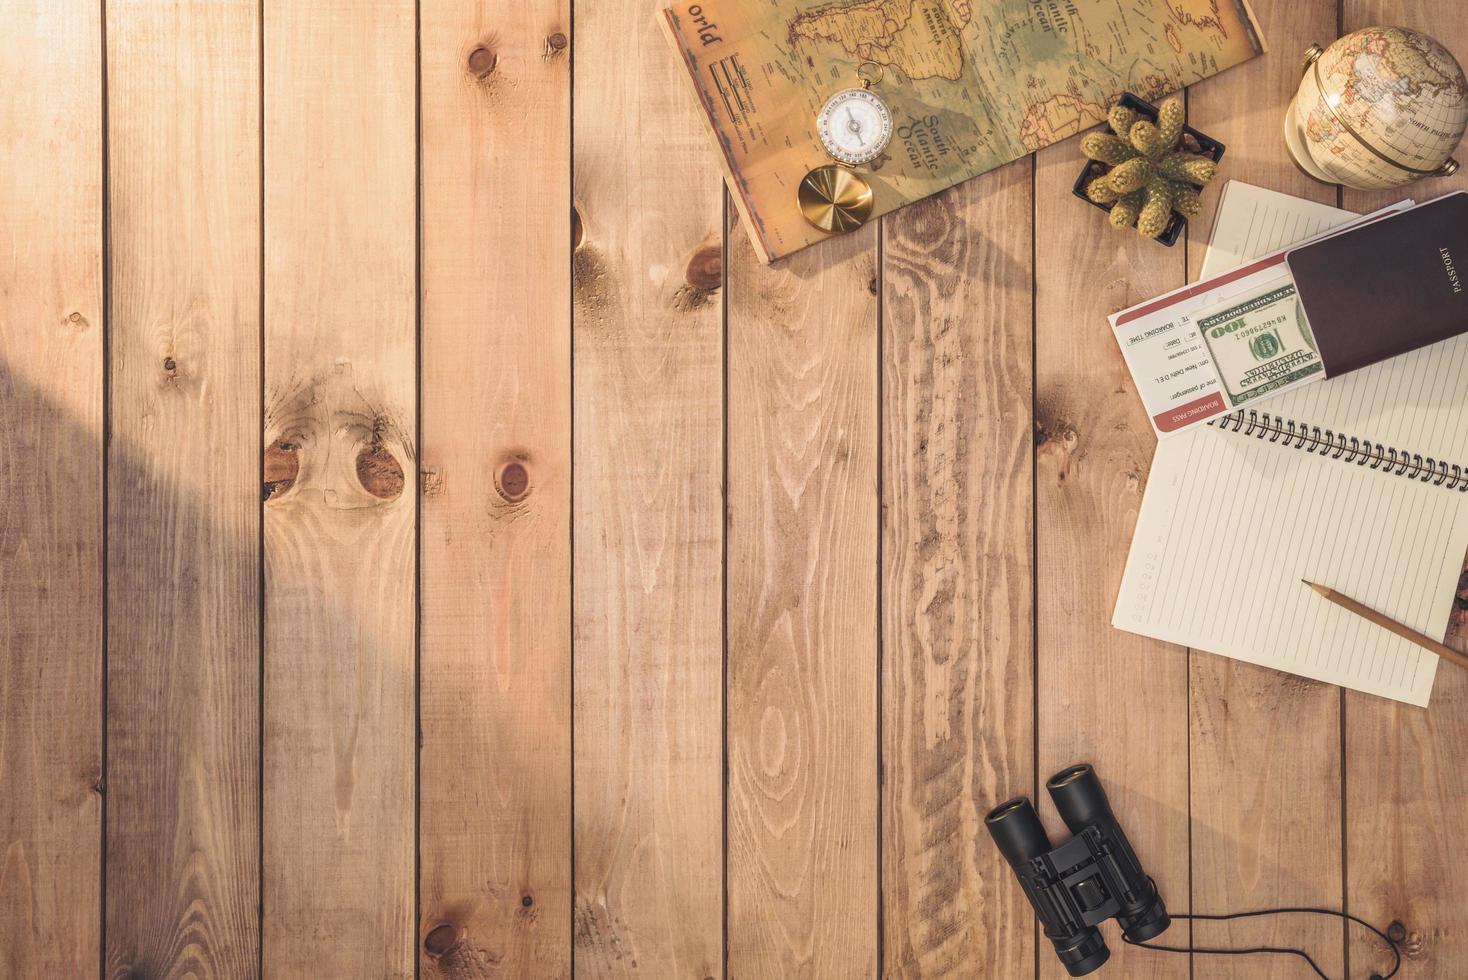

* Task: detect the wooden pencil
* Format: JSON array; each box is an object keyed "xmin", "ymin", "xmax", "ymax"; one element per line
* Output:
[{"xmin": 1303, "ymin": 580, "xmax": 1468, "ymax": 674}]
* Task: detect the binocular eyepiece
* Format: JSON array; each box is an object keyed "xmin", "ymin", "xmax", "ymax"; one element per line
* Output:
[{"xmin": 986, "ymin": 764, "xmax": 1170, "ymax": 976}]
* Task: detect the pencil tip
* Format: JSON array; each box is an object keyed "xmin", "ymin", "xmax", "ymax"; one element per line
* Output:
[{"xmin": 1300, "ymin": 579, "xmax": 1311, "ymax": 586}]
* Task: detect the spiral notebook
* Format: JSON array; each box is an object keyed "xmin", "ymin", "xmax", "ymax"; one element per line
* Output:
[{"xmin": 1114, "ymin": 183, "xmax": 1468, "ymax": 706}]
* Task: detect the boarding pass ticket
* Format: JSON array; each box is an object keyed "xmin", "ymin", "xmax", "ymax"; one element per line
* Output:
[{"xmin": 1108, "ymin": 202, "xmax": 1413, "ymax": 438}]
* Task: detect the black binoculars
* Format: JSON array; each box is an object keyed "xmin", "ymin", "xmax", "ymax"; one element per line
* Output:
[{"xmin": 986, "ymin": 763, "xmax": 1170, "ymax": 976}]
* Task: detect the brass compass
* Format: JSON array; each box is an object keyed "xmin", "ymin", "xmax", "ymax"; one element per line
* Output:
[
  {"xmin": 799, "ymin": 62, "xmax": 888, "ymax": 233},
  {"xmin": 797, "ymin": 164, "xmax": 875, "ymax": 233}
]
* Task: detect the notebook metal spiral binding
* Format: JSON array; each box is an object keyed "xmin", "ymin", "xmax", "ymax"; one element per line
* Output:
[{"xmin": 1210, "ymin": 409, "xmax": 1468, "ymax": 492}]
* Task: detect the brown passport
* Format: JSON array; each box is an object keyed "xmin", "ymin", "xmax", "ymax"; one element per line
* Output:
[{"xmin": 1287, "ymin": 191, "xmax": 1468, "ymax": 377}]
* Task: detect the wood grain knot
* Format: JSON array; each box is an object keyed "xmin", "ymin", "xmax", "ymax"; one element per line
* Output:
[
  {"xmin": 162, "ymin": 356, "xmax": 178, "ymax": 377},
  {"xmin": 901, "ymin": 193, "xmax": 960, "ymax": 250},
  {"xmin": 423, "ymin": 924, "xmax": 503, "ymax": 975},
  {"xmin": 545, "ymin": 31, "xmax": 568, "ymax": 56},
  {"xmin": 67, "ymin": 311, "xmax": 89, "ymax": 330},
  {"xmin": 357, "ymin": 444, "xmax": 405, "ymax": 499},
  {"xmin": 263, "ymin": 440, "xmax": 299, "ymax": 500},
  {"xmin": 423, "ymin": 922, "xmax": 459, "ymax": 956},
  {"xmin": 467, "ymin": 46, "xmax": 497, "ymax": 78},
  {"xmin": 520, "ymin": 893, "xmax": 534, "ymax": 908},
  {"xmin": 685, "ymin": 243, "xmax": 722, "ymax": 291},
  {"xmin": 572, "ymin": 206, "xmax": 584, "ymax": 249},
  {"xmin": 497, "ymin": 460, "xmax": 530, "ymax": 502},
  {"xmin": 1388, "ymin": 920, "xmax": 1408, "ymax": 943},
  {"xmin": 1034, "ymin": 413, "xmax": 1079, "ymax": 482}
]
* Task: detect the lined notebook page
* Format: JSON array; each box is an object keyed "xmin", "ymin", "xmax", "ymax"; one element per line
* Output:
[
  {"xmin": 1115, "ymin": 182, "xmax": 1468, "ymax": 705},
  {"xmin": 1199, "ymin": 180, "xmax": 1356, "ymax": 277}
]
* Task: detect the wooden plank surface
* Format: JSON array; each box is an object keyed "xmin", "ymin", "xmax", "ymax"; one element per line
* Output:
[
  {"xmin": 16, "ymin": 5, "xmax": 1468, "ymax": 976},
  {"xmin": 418, "ymin": 0, "xmax": 572, "ymax": 976},
  {"xmin": 1340, "ymin": 6, "xmax": 1468, "ymax": 976},
  {"xmin": 261, "ymin": 0, "xmax": 417, "ymax": 974},
  {"xmin": 0, "ymin": 2, "xmax": 103, "ymax": 976},
  {"xmin": 726, "ymin": 224, "xmax": 879, "ymax": 977},
  {"xmin": 1034, "ymin": 126, "xmax": 1190, "ymax": 980},
  {"xmin": 880, "ymin": 165, "xmax": 1035, "ymax": 978},
  {"xmin": 571, "ymin": 0, "xmax": 725, "ymax": 975},
  {"xmin": 103, "ymin": 2, "xmax": 262, "ymax": 977},
  {"xmin": 1184, "ymin": 3, "xmax": 1346, "ymax": 975}
]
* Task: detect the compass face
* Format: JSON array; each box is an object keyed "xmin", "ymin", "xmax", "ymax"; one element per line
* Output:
[{"xmin": 816, "ymin": 88, "xmax": 893, "ymax": 166}]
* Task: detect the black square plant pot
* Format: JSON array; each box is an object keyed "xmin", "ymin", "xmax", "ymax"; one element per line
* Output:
[{"xmin": 1071, "ymin": 92, "xmax": 1226, "ymax": 247}]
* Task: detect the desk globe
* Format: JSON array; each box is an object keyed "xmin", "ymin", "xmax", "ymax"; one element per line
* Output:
[{"xmin": 1284, "ymin": 26, "xmax": 1468, "ymax": 190}]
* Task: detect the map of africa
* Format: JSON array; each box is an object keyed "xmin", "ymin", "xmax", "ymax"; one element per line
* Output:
[{"xmin": 661, "ymin": 0, "xmax": 1265, "ymax": 261}]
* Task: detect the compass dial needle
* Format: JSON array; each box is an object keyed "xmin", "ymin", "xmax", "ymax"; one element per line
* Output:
[{"xmin": 815, "ymin": 82, "xmax": 890, "ymax": 166}]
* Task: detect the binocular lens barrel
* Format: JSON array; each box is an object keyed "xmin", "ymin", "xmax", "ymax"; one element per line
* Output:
[
  {"xmin": 1046, "ymin": 763, "xmax": 1171, "ymax": 944},
  {"xmin": 989, "ymin": 765, "xmax": 1167, "ymax": 977},
  {"xmin": 985, "ymin": 796, "xmax": 1051, "ymax": 869},
  {"xmin": 1046, "ymin": 763, "xmax": 1111, "ymax": 834},
  {"xmin": 986, "ymin": 796, "xmax": 1111, "ymax": 976}
]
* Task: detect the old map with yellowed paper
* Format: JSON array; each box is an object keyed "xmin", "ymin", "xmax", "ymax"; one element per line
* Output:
[{"xmin": 661, "ymin": 0, "xmax": 1264, "ymax": 261}]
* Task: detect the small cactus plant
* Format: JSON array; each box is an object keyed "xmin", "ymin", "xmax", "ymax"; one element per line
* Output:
[{"xmin": 1080, "ymin": 96, "xmax": 1218, "ymax": 240}]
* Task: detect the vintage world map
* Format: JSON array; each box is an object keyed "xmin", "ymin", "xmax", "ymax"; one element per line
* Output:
[{"xmin": 662, "ymin": 0, "xmax": 1265, "ymax": 260}]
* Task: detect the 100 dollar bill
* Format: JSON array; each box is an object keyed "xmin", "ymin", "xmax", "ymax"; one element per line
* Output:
[
  {"xmin": 1109, "ymin": 194, "xmax": 1415, "ymax": 437},
  {"xmin": 1195, "ymin": 283, "xmax": 1324, "ymax": 405}
]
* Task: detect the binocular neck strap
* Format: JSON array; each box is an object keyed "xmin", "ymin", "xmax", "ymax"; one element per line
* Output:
[{"xmin": 1125, "ymin": 906, "xmax": 1402, "ymax": 980}]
